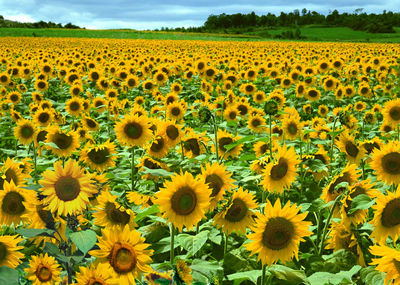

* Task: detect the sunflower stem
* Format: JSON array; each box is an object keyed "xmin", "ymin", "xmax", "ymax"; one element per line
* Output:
[
  {"xmin": 170, "ymin": 224, "xmax": 176, "ymax": 264},
  {"xmin": 131, "ymin": 147, "xmax": 135, "ymax": 191},
  {"xmin": 329, "ymin": 117, "xmax": 338, "ymax": 177},
  {"xmin": 261, "ymin": 264, "xmax": 267, "ymax": 285},
  {"xmin": 213, "ymin": 114, "xmax": 219, "ymax": 163},
  {"xmin": 180, "ymin": 141, "xmax": 185, "ymax": 161},
  {"xmin": 33, "ymin": 143, "xmax": 38, "ymax": 184},
  {"xmin": 269, "ymin": 114, "xmax": 272, "ymax": 158},
  {"xmin": 397, "ymin": 125, "xmax": 400, "ymax": 141},
  {"xmin": 318, "ymin": 193, "xmax": 342, "ymax": 255}
]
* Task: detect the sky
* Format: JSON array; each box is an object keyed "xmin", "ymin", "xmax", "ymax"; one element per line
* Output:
[{"xmin": 0, "ymin": 0, "xmax": 398, "ymax": 30}]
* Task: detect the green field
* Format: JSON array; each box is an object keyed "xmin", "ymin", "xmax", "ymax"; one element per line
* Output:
[{"xmin": 0, "ymin": 26, "xmax": 399, "ymax": 42}]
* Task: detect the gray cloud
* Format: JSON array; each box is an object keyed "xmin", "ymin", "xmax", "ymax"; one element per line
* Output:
[{"xmin": 0, "ymin": 0, "xmax": 397, "ymax": 29}]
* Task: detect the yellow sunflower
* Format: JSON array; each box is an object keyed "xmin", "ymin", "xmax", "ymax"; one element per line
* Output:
[
  {"xmin": 93, "ymin": 191, "xmax": 136, "ymax": 229},
  {"xmin": 147, "ymin": 131, "xmax": 170, "ymax": 159},
  {"xmin": 115, "ymin": 113, "xmax": 153, "ymax": 147},
  {"xmin": 33, "ymin": 108, "xmax": 53, "ymax": 127},
  {"xmin": 45, "ymin": 125, "xmax": 80, "ymax": 157},
  {"xmin": 321, "ymin": 164, "xmax": 360, "ymax": 203},
  {"xmin": 371, "ymin": 141, "xmax": 400, "ymax": 185},
  {"xmin": 336, "ymin": 131, "xmax": 365, "ymax": 165},
  {"xmin": 383, "ymin": 98, "xmax": 400, "ymax": 125},
  {"xmin": 0, "ymin": 157, "xmax": 29, "ymax": 189},
  {"xmin": 176, "ymin": 259, "xmax": 193, "ymax": 285},
  {"xmin": 65, "ymin": 97, "xmax": 84, "ymax": 117},
  {"xmin": 213, "ymin": 187, "xmax": 258, "ymax": 234},
  {"xmin": 75, "ymin": 263, "xmax": 117, "ymax": 285},
  {"xmin": 282, "ymin": 116, "xmax": 303, "ymax": 140},
  {"xmin": 199, "ymin": 162, "xmax": 235, "ymax": 211},
  {"xmin": 0, "ymin": 180, "xmax": 36, "ymax": 226},
  {"xmin": 245, "ymin": 199, "xmax": 312, "ymax": 265},
  {"xmin": 39, "ymin": 159, "xmax": 97, "ymax": 216},
  {"xmin": 371, "ymin": 188, "xmax": 400, "ymax": 244},
  {"xmin": 260, "ymin": 144, "xmax": 300, "ymax": 194},
  {"xmin": 14, "ymin": 118, "xmax": 37, "ymax": 145},
  {"xmin": 214, "ymin": 129, "xmax": 242, "ymax": 160},
  {"xmin": 0, "ymin": 234, "xmax": 24, "ymax": 269},
  {"xmin": 161, "ymin": 120, "xmax": 182, "ymax": 147},
  {"xmin": 181, "ymin": 129, "xmax": 208, "ymax": 159},
  {"xmin": 89, "ymin": 225, "xmax": 153, "ymax": 285},
  {"xmin": 155, "ymin": 171, "xmax": 211, "ymax": 231},
  {"xmin": 248, "ymin": 114, "xmax": 266, "ymax": 133},
  {"xmin": 370, "ymin": 244, "xmax": 400, "ymax": 285},
  {"xmin": 24, "ymin": 253, "xmax": 62, "ymax": 285},
  {"xmin": 80, "ymin": 140, "xmax": 117, "ymax": 172},
  {"xmin": 166, "ymin": 101, "xmax": 187, "ymax": 121}
]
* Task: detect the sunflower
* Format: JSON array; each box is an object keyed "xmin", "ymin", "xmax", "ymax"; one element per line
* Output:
[
  {"xmin": 171, "ymin": 82, "xmax": 183, "ymax": 94},
  {"xmin": 336, "ymin": 131, "xmax": 365, "ymax": 165},
  {"xmin": 371, "ymin": 141, "xmax": 400, "ymax": 185},
  {"xmin": 253, "ymin": 141, "xmax": 270, "ymax": 158},
  {"xmin": 0, "ymin": 234, "xmax": 24, "ymax": 269},
  {"xmin": 260, "ymin": 145, "xmax": 300, "ymax": 194},
  {"xmin": 92, "ymin": 97, "xmax": 107, "ymax": 113},
  {"xmin": 93, "ymin": 191, "xmax": 136, "ymax": 229},
  {"xmin": 22, "ymin": 200, "xmax": 56, "ymax": 230},
  {"xmin": 81, "ymin": 140, "xmax": 117, "ymax": 172},
  {"xmin": 214, "ymin": 187, "xmax": 258, "ymax": 234},
  {"xmin": 161, "ymin": 120, "xmax": 182, "ymax": 147},
  {"xmin": 89, "ymin": 225, "xmax": 153, "ymax": 285},
  {"xmin": 127, "ymin": 191, "xmax": 154, "ymax": 209},
  {"xmin": 147, "ymin": 132, "xmax": 170, "ymax": 159},
  {"xmin": 248, "ymin": 114, "xmax": 266, "ymax": 133},
  {"xmin": 82, "ymin": 116, "xmax": 99, "ymax": 132},
  {"xmin": 39, "ymin": 159, "xmax": 97, "ymax": 216},
  {"xmin": 214, "ymin": 129, "xmax": 242, "ymax": 160},
  {"xmin": 310, "ymin": 147, "xmax": 329, "ymax": 181},
  {"xmin": 371, "ymin": 188, "xmax": 400, "ymax": 244},
  {"xmin": 326, "ymin": 222, "xmax": 365, "ymax": 266},
  {"xmin": 0, "ymin": 180, "xmax": 35, "ymax": 226},
  {"xmin": 35, "ymin": 79, "xmax": 48, "ymax": 92},
  {"xmin": 33, "ymin": 108, "xmax": 53, "ymax": 127},
  {"xmin": 24, "ymin": 253, "xmax": 62, "ymax": 285},
  {"xmin": 305, "ymin": 88, "xmax": 321, "ymax": 101},
  {"xmin": 155, "ymin": 171, "xmax": 210, "ymax": 231},
  {"xmin": 66, "ymin": 97, "xmax": 84, "ymax": 117},
  {"xmin": 282, "ymin": 116, "xmax": 303, "ymax": 140},
  {"xmin": 70, "ymin": 84, "xmax": 83, "ymax": 97},
  {"xmin": 176, "ymin": 259, "xmax": 193, "ymax": 285},
  {"xmin": 115, "ymin": 113, "xmax": 153, "ymax": 147},
  {"xmin": 166, "ymin": 101, "xmax": 186, "ymax": 121},
  {"xmin": 199, "ymin": 162, "xmax": 235, "ymax": 211},
  {"xmin": 75, "ymin": 263, "xmax": 117, "ymax": 285},
  {"xmin": 0, "ymin": 157, "xmax": 29, "ymax": 189},
  {"xmin": 145, "ymin": 269, "xmax": 172, "ymax": 285},
  {"xmin": 14, "ymin": 118, "xmax": 37, "ymax": 145},
  {"xmin": 370, "ymin": 244, "xmax": 400, "ymax": 285},
  {"xmin": 321, "ymin": 164, "xmax": 360, "ymax": 203},
  {"xmin": 245, "ymin": 199, "xmax": 311, "ymax": 265},
  {"xmin": 223, "ymin": 105, "xmax": 238, "ymax": 122},
  {"xmin": 318, "ymin": 105, "xmax": 329, "ymax": 117},
  {"xmin": 45, "ymin": 126, "xmax": 80, "ymax": 157},
  {"xmin": 181, "ymin": 130, "xmax": 208, "ymax": 159},
  {"xmin": 7, "ymin": 91, "xmax": 21, "ymax": 105},
  {"xmin": 383, "ymin": 99, "xmax": 400, "ymax": 125}
]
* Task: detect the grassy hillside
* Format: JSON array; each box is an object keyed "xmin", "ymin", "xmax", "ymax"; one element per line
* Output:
[{"xmin": 0, "ymin": 26, "xmax": 399, "ymax": 42}]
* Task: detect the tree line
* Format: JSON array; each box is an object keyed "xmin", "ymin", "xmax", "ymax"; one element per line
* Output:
[
  {"xmin": 202, "ymin": 9, "xmax": 399, "ymax": 33},
  {"xmin": 0, "ymin": 15, "xmax": 82, "ymax": 29}
]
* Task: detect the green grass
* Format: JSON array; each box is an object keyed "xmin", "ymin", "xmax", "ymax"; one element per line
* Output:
[{"xmin": 0, "ymin": 26, "xmax": 399, "ymax": 42}]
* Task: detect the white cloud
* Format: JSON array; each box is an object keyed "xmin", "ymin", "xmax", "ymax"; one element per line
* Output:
[{"xmin": 5, "ymin": 14, "xmax": 35, "ymax": 23}]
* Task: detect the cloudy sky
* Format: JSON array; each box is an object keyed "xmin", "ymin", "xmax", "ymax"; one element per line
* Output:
[{"xmin": 0, "ymin": 0, "xmax": 397, "ymax": 30}]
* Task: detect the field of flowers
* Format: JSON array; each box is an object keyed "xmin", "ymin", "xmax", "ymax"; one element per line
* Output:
[{"xmin": 0, "ymin": 37, "xmax": 399, "ymax": 285}]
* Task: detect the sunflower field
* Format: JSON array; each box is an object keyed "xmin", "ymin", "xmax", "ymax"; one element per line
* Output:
[{"xmin": 0, "ymin": 37, "xmax": 399, "ymax": 285}]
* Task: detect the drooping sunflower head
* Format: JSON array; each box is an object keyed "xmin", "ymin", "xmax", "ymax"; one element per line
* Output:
[
  {"xmin": 155, "ymin": 171, "xmax": 211, "ymax": 231},
  {"xmin": 245, "ymin": 199, "xmax": 312, "ymax": 266},
  {"xmin": 76, "ymin": 263, "xmax": 117, "ymax": 285},
  {"xmin": 175, "ymin": 259, "xmax": 193, "ymax": 285},
  {"xmin": 260, "ymin": 144, "xmax": 300, "ymax": 194}
]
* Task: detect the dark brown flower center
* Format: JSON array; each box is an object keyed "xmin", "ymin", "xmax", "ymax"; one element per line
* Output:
[
  {"xmin": 36, "ymin": 265, "xmax": 52, "ymax": 282},
  {"xmin": 109, "ymin": 243, "xmax": 137, "ymax": 273},
  {"xmin": 219, "ymin": 137, "xmax": 234, "ymax": 152},
  {"xmin": 105, "ymin": 202, "xmax": 130, "ymax": 225},
  {"xmin": 287, "ymin": 122, "xmax": 297, "ymax": 135},
  {"xmin": 38, "ymin": 112, "xmax": 50, "ymax": 123},
  {"xmin": 143, "ymin": 158, "xmax": 160, "ymax": 169},
  {"xmin": 381, "ymin": 198, "xmax": 400, "ymax": 227},
  {"xmin": 1, "ymin": 191, "xmax": 25, "ymax": 215},
  {"xmin": 262, "ymin": 217, "xmax": 294, "ymax": 250},
  {"xmin": 85, "ymin": 118, "xmax": 98, "ymax": 129},
  {"xmin": 54, "ymin": 176, "xmax": 80, "ymax": 201},
  {"xmin": 21, "ymin": 125, "xmax": 34, "ymax": 138},
  {"xmin": 390, "ymin": 106, "xmax": 400, "ymax": 121},
  {"xmin": 0, "ymin": 242, "xmax": 7, "ymax": 263},
  {"xmin": 345, "ymin": 141, "xmax": 359, "ymax": 158},
  {"xmin": 328, "ymin": 172, "xmax": 351, "ymax": 195},
  {"xmin": 382, "ymin": 152, "xmax": 400, "ymax": 175},
  {"xmin": 270, "ymin": 158, "xmax": 288, "ymax": 180},
  {"xmin": 224, "ymin": 198, "xmax": 248, "ymax": 222},
  {"xmin": 87, "ymin": 147, "xmax": 110, "ymax": 165},
  {"xmin": 53, "ymin": 133, "xmax": 73, "ymax": 149},
  {"xmin": 124, "ymin": 122, "xmax": 143, "ymax": 139},
  {"xmin": 166, "ymin": 125, "xmax": 179, "ymax": 140},
  {"xmin": 88, "ymin": 279, "xmax": 105, "ymax": 285},
  {"xmin": 171, "ymin": 186, "xmax": 197, "ymax": 215},
  {"xmin": 251, "ymin": 118, "xmax": 261, "ymax": 127},
  {"xmin": 344, "ymin": 186, "xmax": 366, "ymax": 215},
  {"xmin": 69, "ymin": 101, "xmax": 80, "ymax": 111},
  {"xmin": 184, "ymin": 138, "xmax": 200, "ymax": 155},
  {"xmin": 205, "ymin": 174, "xmax": 224, "ymax": 197},
  {"xmin": 150, "ymin": 137, "xmax": 165, "ymax": 153},
  {"xmin": 5, "ymin": 168, "xmax": 18, "ymax": 185},
  {"xmin": 171, "ymin": 107, "xmax": 181, "ymax": 117},
  {"xmin": 37, "ymin": 130, "xmax": 48, "ymax": 143}
]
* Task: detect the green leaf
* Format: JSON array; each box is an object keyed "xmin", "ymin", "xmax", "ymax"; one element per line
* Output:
[
  {"xmin": 241, "ymin": 175, "xmax": 262, "ymax": 183},
  {"xmin": 69, "ymin": 230, "xmax": 97, "ymax": 254},
  {"xmin": 0, "ymin": 267, "xmax": 18, "ymax": 285},
  {"xmin": 360, "ymin": 267, "xmax": 385, "ymax": 285},
  {"xmin": 227, "ymin": 270, "xmax": 262, "ymax": 285},
  {"xmin": 43, "ymin": 242, "xmax": 70, "ymax": 263},
  {"xmin": 190, "ymin": 259, "xmax": 223, "ymax": 280},
  {"xmin": 176, "ymin": 231, "xmax": 209, "ymax": 257},
  {"xmin": 348, "ymin": 194, "xmax": 375, "ymax": 215},
  {"xmin": 134, "ymin": 205, "xmax": 160, "ymax": 222},
  {"xmin": 308, "ymin": 265, "xmax": 361, "ymax": 285},
  {"xmin": 142, "ymin": 167, "xmax": 173, "ymax": 177},
  {"xmin": 307, "ymin": 198, "xmax": 326, "ymax": 212},
  {"xmin": 224, "ymin": 135, "xmax": 257, "ymax": 152},
  {"xmin": 269, "ymin": 265, "xmax": 309, "ymax": 285},
  {"xmin": 308, "ymin": 159, "xmax": 328, "ymax": 173},
  {"xmin": 16, "ymin": 228, "xmax": 55, "ymax": 238}
]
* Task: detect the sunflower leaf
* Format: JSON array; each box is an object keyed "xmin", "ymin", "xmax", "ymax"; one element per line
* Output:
[
  {"xmin": 134, "ymin": 205, "xmax": 160, "ymax": 222},
  {"xmin": 360, "ymin": 266, "xmax": 385, "ymax": 285},
  {"xmin": 348, "ymin": 194, "xmax": 375, "ymax": 215},
  {"xmin": 224, "ymin": 135, "xmax": 257, "ymax": 152},
  {"xmin": 142, "ymin": 167, "xmax": 173, "ymax": 177},
  {"xmin": 16, "ymin": 228, "xmax": 55, "ymax": 238},
  {"xmin": 69, "ymin": 230, "xmax": 97, "ymax": 254},
  {"xmin": 176, "ymin": 231, "xmax": 209, "ymax": 257},
  {"xmin": 0, "ymin": 266, "xmax": 19, "ymax": 285},
  {"xmin": 308, "ymin": 265, "xmax": 361, "ymax": 285},
  {"xmin": 227, "ymin": 270, "xmax": 262, "ymax": 284},
  {"xmin": 269, "ymin": 265, "xmax": 309, "ymax": 285}
]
